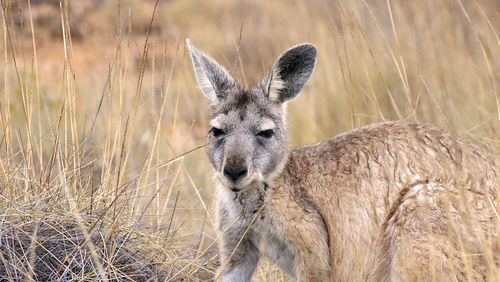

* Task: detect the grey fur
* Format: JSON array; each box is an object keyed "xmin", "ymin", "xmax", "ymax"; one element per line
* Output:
[
  {"xmin": 264, "ymin": 43, "xmax": 317, "ymax": 102},
  {"xmin": 186, "ymin": 39, "xmax": 241, "ymax": 102}
]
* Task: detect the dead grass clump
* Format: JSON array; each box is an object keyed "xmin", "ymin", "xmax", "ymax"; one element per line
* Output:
[{"xmin": 0, "ymin": 217, "xmax": 167, "ymax": 281}]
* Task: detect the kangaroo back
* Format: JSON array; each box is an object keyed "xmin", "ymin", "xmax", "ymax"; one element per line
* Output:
[{"xmin": 282, "ymin": 121, "xmax": 498, "ymax": 280}]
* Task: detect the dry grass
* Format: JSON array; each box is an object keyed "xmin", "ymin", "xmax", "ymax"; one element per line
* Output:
[{"xmin": 0, "ymin": 0, "xmax": 499, "ymax": 280}]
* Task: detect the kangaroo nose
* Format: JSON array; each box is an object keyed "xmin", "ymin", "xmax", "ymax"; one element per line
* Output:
[{"xmin": 223, "ymin": 165, "xmax": 248, "ymax": 182}]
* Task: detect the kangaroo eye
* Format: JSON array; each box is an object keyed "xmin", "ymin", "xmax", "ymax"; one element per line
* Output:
[
  {"xmin": 257, "ymin": 129, "xmax": 275, "ymax": 138},
  {"xmin": 209, "ymin": 127, "xmax": 225, "ymax": 137}
]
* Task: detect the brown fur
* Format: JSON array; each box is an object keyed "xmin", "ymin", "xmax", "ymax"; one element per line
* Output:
[{"xmin": 269, "ymin": 121, "xmax": 498, "ymax": 280}]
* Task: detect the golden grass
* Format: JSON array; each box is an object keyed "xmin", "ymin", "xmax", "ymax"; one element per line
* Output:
[{"xmin": 0, "ymin": 0, "xmax": 499, "ymax": 280}]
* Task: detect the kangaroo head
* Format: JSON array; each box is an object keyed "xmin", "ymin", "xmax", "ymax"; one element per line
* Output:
[{"xmin": 187, "ymin": 39, "xmax": 317, "ymax": 192}]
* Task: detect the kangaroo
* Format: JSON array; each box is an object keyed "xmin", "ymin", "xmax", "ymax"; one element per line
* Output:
[{"xmin": 186, "ymin": 39, "xmax": 499, "ymax": 281}]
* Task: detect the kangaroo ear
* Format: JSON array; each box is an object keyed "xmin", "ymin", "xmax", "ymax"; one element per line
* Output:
[
  {"xmin": 186, "ymin": 39, "xmax": 239, "ymax": 102},
  {"xmin": 263, "ymin": 43, "xmax": 317, "ymax": 103}
]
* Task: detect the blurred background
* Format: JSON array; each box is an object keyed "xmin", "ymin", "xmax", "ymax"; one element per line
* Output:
[{"xmin": 0, "ymin": 0, "xmax": 499, "ymax": 280}]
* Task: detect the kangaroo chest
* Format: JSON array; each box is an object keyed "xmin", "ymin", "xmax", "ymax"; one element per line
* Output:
[
  {"xmin": 257, "ymin": 218, "xmax": 296, "ymax": 277},
  {"xmin": 227, "ymin": 188, "xmax": 297, "ymax": 278}
]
